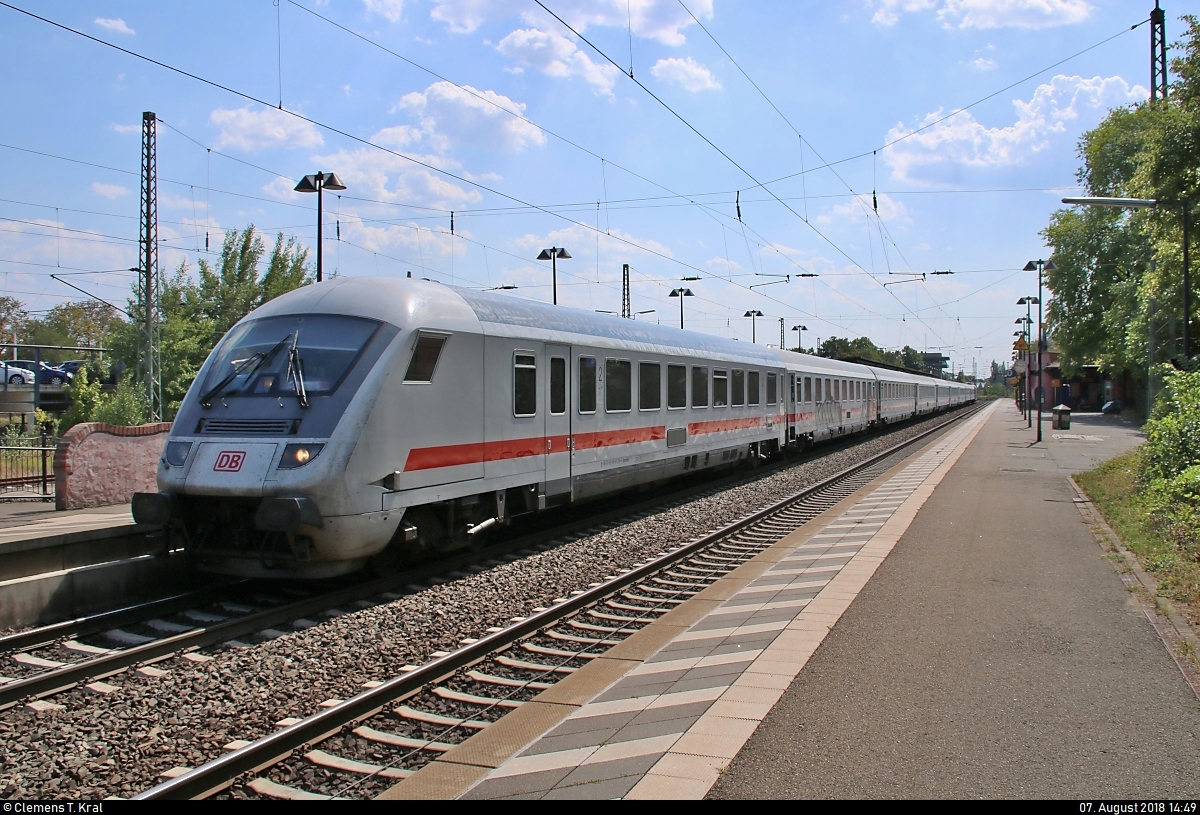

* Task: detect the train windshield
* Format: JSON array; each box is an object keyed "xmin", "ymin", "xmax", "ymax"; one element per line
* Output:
[{"xmin": 201, "ymin": 314, "xmax": 381, "ymax": 402}]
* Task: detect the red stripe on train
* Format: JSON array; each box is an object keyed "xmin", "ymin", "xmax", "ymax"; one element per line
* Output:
[{"xmin": 403, "ymin": 426, "xmax": 667, "ymax": 471}]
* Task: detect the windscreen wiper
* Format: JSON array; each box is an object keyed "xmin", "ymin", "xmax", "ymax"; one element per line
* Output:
[
  {"xmin": 199, "ymin": 334, "xmax": 292, "ymax": 408},
  {"xmin": 286, "ymin": 331, "xmax": 309, "ymax": 409}
]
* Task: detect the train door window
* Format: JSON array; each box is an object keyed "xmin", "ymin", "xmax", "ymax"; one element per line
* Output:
[
  {"xmin": 766, "ymin": 373, "xmax": 777, "ymax": 405},
  {"xmin": 640, "ymin": 362, "xmax": 661, "ymax": 410},
  {"xmin": 790, "ymin": 374, "xmax": 797, "ymax": 404},
  {"xmin": 578, "ymin": 356, "xmax": 597, "ymax": 414},
  {"xmin": 550, "ymin": 357, "xmax": 566, "ymax": 415},
  {"xmin": 748, "ymin": 371, "xmax": 760, "ymax": 405},
  {"xmin": 804, "ymin": 376, "xmax": 812, "ymax": 403},
  {"xmin": 667, "ymin": 364, "xmax": 687, "ymax": 408},
  {"xmin": 606, "ymin": 359, "xmax": 632, "ymax": 412},
  {"xmin": 713, "ymin": 369, "xmax": 728, "ymax": 407},
  {"xmin": 514, "ymin": 353, "xmax": 537, "ymax": 417},
  {"xmin": 692, "ymin": 366, "xmax": 709, "ymax": 408},
  {"xmin": 403, "ymin": 333, "xmax": 448, "ymax": 383},
  {"xmin": 731, "ymin": 369, "xmax": 745, "ymax": 406}
]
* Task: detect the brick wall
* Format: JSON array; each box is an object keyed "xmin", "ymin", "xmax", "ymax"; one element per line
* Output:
[{"xmin": 55, "ymin": 422, "xmax": 172, "ymax": 510}]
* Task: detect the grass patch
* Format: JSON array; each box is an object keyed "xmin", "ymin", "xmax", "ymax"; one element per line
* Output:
[{"xmin": 1076, "ymin": 450, "xmax": 1200, "ymax": 628}]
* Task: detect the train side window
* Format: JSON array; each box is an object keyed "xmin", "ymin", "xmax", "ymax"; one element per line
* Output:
[
  {"xmin": 667, "ymin": 364, "xmax": 687, "ymax": 408},
  {"xmin": 514, "ymin": 353, "xmax": 537, "ymax": 417},
  {"xmin": 640, "ymin": 362, "xmax": 661, "ymax": 410},
  {"xmin": 550, "ymin": 357, "xmax": 566, "ymax": 415},
  {"xmin": 606, "ymin": 359, "xmax": 632, "ymax": 412},
  {"xmin": 713, "ymin": 369, "xmax": 728, "ymax": 407},
  {"xmin": 403, "ymin": 333, "xmax": 447, "ymax": 383},
  {"xmin": 766, "ymin": 373, "xmax": 777, "ymax": 405},
  {"xmin": 692, "ymin": 366, "xmax": 709, "ymax": 408},
  {"xmin": 731, "ymin": 369, "xmax": 745, "ymax": 406},
  {"xmin": 815, "ymin": 377, "xmax": 822, "ymax": 402},
  {"xmin": 748, "ymin": 371, "xmax": 760, "ymax": 405},
  {"xmin": 833, "ymin": 379, "xmax": 839, "ymax": 401},
  {"xmin": 578, "ymin": 357, "xmax": 597, "ymax": 414},
  {"xmin": 804, "ymin": 376, "xmax": 812, "ymax": 402},
  {"xmin": 825, "ymin": 378, "xmax": 832, "ymax": 402}
]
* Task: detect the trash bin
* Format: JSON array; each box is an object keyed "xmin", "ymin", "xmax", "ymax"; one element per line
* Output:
[{"xmin": 1051, "ymin": 404, "xmax": 1071, "ymax": 430}]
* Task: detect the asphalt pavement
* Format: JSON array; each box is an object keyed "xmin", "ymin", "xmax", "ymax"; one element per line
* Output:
[{"xmin": 708, "ymin": 402, "xmax": 1198, "ymax": 799}]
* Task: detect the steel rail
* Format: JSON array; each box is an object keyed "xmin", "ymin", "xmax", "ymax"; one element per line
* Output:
[{"xmin": 135, "ymin": 402, "xmax": 982, "ymax": 800}]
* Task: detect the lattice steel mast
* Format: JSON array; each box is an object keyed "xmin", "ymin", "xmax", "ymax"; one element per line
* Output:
[
  {"xmin": 1151, "ymin": 1, "xmax": 1168, "ymax": 102},
  {"xmin": 138, "ymin": 111, "xmax": 162, "ymax": 420}
]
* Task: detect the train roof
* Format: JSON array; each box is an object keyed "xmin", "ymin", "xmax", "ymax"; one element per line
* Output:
[{"xmin": 249, "ymin": 276, "xmax": 783, "ymax": 367}]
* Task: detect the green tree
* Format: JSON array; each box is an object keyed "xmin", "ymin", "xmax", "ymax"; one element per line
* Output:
[{"xmin": 111, "ymin": 226, "xmax": 314, "ymax": 420}]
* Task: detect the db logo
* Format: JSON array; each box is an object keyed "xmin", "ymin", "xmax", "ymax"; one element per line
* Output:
[{"xmin": 214, "ymin": 450, "xmax": 246, "ymax": 473}]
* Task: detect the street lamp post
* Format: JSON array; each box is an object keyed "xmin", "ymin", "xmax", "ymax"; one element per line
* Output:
[
  {"xmin": 1063, "ymin": 196, "xmax": 1189, "ymax": 358},
  {"xmin": 744, "ymin": 310, "xmax": 763, "ymax": 343},
  {"xmin": 791, "ymin": 324, "xmax": 808, "ymax": 352},
  {"xmin": 669, "ymin": 288, "xmax": 694, "ymax": 329},
  {"xmin": 1022, "ymin": 258, "xmax": 1055, "ymax": 442},
  {"xmin": 294, "ymin": 172, "xmax": 347, "ymax": 283},
  {"xmin": 536, "ymin": 247, "xmax": 572, "ymax": 305}
]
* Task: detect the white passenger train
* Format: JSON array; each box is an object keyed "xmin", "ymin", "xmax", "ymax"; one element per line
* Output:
[{"xmin": 133, "ymin": 277, "xmax": 974, "ymax": 578}]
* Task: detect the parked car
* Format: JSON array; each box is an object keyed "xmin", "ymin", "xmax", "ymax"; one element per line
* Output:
[
  {"xmin": 8, "ymin": 360, "xmax": 71, "ymax": 386},
  {"xmin": 0, "ymin": 363, "xmax": 32, "ymax": 385}
]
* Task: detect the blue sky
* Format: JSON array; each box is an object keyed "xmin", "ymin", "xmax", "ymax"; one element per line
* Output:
[{"xmin": 0, "ymin": 0, "xmax": 1189, "ymax": 376}]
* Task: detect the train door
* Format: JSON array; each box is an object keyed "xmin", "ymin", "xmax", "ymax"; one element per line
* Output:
[
  {"xmin": 545, "ymin": 344, "xmax": 572, "ymax": 497},
  {"xmin": 788, "ymin": 373, "xmax": 796, "ymax": 448}
]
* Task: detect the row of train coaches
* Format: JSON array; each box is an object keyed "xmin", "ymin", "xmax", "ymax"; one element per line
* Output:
[{"xmin": 134, "ymin": 277, "xmax": 976, "ymax": 578}]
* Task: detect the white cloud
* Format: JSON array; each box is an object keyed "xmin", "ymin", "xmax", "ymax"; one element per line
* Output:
[
  {"xmin": 706, "ymin": 256, "xmax": 741, "ymax": 273},
  {"xmin": 938, "ymin": 0, "xmax": 1092, "ymax": 29},
  {"xmin": 301, "ymin": 139, "xmax": 483, "ymax": 212},
  {"xmin": 396, "ymin": 82, "xmax": 546, "ymax": 153},
  {"xmin": 431, "ymin": 0, "xmax": 523, "ymax": 34},
  {"xmin": 91, "ymin": 182, "xmax": 130, "ymax": 200},
  {"xmin": 970, "ymin": 57, "xmax": 997, "ymax": 71},
  {"xmin": 363, "ymin": 0, "xmax": 404, "ymax": 23},
  {"xmin": 209, "ymin": 107, "xmax": 324, "ymax": 152},
  {"xmin": 882, "ymin": 74, "xmax": 1148, "ymax": 184},
  {"xmin": 497, "ymin": 29, "xmax": 620, "ymax": 96},
  {"xmin": 432, "ymin": 0, "xmax": 711, "ymax": 45},
  {"xmin": 94, "ymin": 18, "xmax": 135, "ymax": 36},
  {"xmin": 870, "ymin": 0, "xmax": 1092, "ymax": 29},
  {"xmin": 871, "ymin": 0, "xmax": 936, "ymax": 26},
  {"xmin": 108, "ymin": 122, "xmax": 140, "ymax": 135},
  {"xmin": 818, "ymin": 193, "xmax": 908, "ymax": 224},
  {"xmin": 651, "ymin": 57, "xmax": 721, "ymax": 92}
]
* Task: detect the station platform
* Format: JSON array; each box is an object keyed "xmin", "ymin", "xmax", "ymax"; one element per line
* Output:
[
  {"xmin": 0, "ymin": 501, "xmax": 137, "ymax": 550},
  {"xmin": 381, "ymin": 400, "xmax": 1200, "ymax": 799}
]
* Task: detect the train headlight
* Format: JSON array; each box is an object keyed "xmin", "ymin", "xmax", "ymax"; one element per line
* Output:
[
  {"xmin": 279, "ymin": 443, "xmax": 324, "ymax": 469},
  {"xmin": 163, "ymin": 442, "xmax": 192, "ymax": 467}
]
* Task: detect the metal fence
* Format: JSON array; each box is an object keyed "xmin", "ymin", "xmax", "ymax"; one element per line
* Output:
[{"xmin": 0, "ymin": 435, "xmax": 56, "ymax": 498}]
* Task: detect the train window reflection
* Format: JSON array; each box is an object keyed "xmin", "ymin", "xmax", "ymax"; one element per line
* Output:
[
  {"xmin": 606, "ymin": 359, "xmax": 632, "ymax": 412},
  {"xmin": 692, "ymin": 366, "xmax": 709, "ymax": 408},
  {"xmin": 667, "ymin": 364, "xmax": 687, "ymax": 409},
  {"xmin": 202, "ymin": 314, "xmax": 381, "ymax": 399},
  {"xmin": 640, "ymin": 362, "xmax": 661, "ymax": 411},
  {"xmin": 748, "ymin": 371, "xmax": 760, "ymax": 405},
  {"xmin": 713, "ymin": 369, "xmax": 728, "ymax": 407},
  {"xmin": 766, "ymin": 373, "xmax": 777, "ymax": 405},
  {"xmin": 579, "ymin": 357, "xmax": 597, "ymax": 414},
  {"xmin": 731, "ymin": 369, "xmax": 745, "ymax": 407},
  {"xmin": 403, "ymin": 334, "xmax": 447, "ymax": 383},
  {"xmin": 550, "ymin": 357, "xmax": 566, "ymax": 415},
  {"xmin": 514, "ymin": 353, "xmax": 536, "ymax": 417}
]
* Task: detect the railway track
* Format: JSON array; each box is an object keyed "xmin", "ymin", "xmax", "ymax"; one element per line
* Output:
[{"xmin": 134, "ymin": 402, "xmax": 982, "ymax": 800}]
